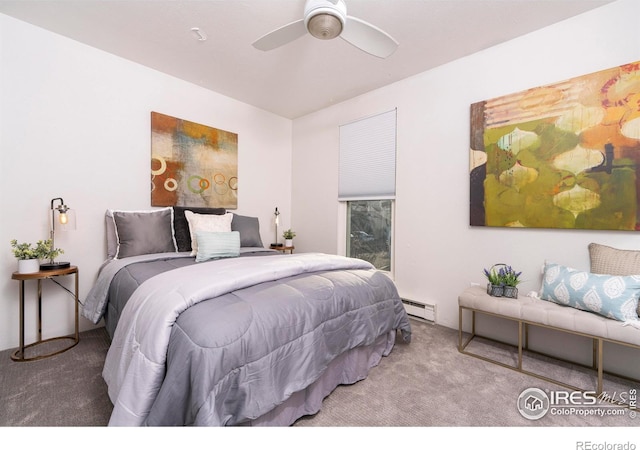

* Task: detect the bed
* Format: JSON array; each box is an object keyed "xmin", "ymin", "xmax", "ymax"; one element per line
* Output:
[{"xmin": 82, "ymin": 206, "xmax": 412, "ymax": 426}]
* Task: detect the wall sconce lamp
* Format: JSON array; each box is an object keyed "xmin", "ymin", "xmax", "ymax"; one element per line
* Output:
[
  {"xmin": 271, "ymin": 207, "xmax": 283, "ymax": 248},
  {"xmin": 40, "ymin": 197, "xmax": 76, "ymax": 271}
]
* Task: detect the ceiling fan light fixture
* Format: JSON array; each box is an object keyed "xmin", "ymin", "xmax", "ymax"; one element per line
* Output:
[
  {"xmin": 252, "ymin": 0, "xmax": 397, "ymax": 59},
  {"xmin": 307, "ymin": 13, "xmax": 343, "ymax": 40}
]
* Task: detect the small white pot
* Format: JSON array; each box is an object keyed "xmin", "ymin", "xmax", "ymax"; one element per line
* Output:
[
  {"xmin": 18, "ymin": 259, "xmax": 40, "ymax": 274},
  {"xmin": 285, "ymin": 239, "xmax": 293, "ymax": 247}
]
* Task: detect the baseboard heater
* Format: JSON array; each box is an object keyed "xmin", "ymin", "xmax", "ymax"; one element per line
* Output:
[{"xmin": 401, "ymin": 298, "xmax": 436, "ymax": 323}]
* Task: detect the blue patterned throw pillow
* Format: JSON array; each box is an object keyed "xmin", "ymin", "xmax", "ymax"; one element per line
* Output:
[{"xmin": 540, "ymin": 262, "xmax": 640, "ymax": 322}]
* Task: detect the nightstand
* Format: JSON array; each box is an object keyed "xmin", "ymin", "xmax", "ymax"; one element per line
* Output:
[
  {"xmin": 10, "ymin": 265, "xmax": 79, "ymax": 361},
  {"xmin": 270, "ymin": 245, "xmax": 294, "ymax": 254}
]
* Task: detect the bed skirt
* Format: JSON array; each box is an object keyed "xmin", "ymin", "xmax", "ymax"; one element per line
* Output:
[{"xmin": 243, "ymin": 330, "xmax": 397, "ymax": 426}]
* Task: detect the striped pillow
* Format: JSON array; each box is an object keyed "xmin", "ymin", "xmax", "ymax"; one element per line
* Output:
[{"xmin": 195, "ymin": 231, "xmax": 240, "ymax": 262}]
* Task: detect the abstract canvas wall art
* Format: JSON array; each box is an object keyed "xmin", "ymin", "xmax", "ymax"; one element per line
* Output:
[
  {"xmin": 151, "ymin": 112, "xmax": 238, "ymax": 209},
  {"xmin": 470, "ymin": 61, "xmax": 640, "ymax": 230}
]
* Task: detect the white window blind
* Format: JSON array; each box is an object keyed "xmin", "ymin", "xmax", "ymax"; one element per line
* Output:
[{"xmin": 339, "ymin": 109, "xmax": 397, "ymax": 201}]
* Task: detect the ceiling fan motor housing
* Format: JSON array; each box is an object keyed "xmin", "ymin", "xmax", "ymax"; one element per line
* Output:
[{"xmin": 304, "ymin": 0, "xmax": 347, "ymax": 40}]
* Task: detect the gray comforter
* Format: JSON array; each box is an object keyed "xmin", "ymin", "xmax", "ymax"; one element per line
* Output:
[
  {"xmin": 84, "ymin": 251, "xmax": 411, "ymax": 426},
  {"xmin": 84, "ymin": 248, "xmax": 276, "ymax": 338}
]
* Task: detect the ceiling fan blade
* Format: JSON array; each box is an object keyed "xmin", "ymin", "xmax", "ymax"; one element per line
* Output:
[
  {"xmin": 252, "ymin": 19, "xmax": 307, "ymax": 51},
  {"xmin": 340, "ymin": 16, "xmax": 398, "ymax": 58}
]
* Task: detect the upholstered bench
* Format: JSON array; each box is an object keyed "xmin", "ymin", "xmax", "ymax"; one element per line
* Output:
[{"xmin": 458, "ymin": 284, "xmax": 640, "ymax": 394}]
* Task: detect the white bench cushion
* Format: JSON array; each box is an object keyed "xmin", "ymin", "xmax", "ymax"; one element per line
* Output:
[{"xmin": 459, "ymin": 285, "xmax": 640, "ymax": 347}]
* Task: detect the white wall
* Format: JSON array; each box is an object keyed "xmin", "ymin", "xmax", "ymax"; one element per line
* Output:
[
  {"xmin": 2, "ymin": 0, "xmax": 639, "ymax": 375},
  {"xmin": 292, "ymin": 0, "xmax": 640, "ymax": 373},
  {"xmin": 0, "ymin": 14, "xmax": 293, "ymax": 352}
]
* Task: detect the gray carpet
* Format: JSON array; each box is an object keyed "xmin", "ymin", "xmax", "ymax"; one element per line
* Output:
[
  {"xmin": 0, "ymin": 327, "xmax": 112, "ymax": 426},
  {"xmin": 0, "ymin": 319, "xmax": 637, "ymax": 427}
]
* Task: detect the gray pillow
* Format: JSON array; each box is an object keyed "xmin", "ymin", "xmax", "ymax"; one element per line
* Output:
[
  {"xmin": 231, "ymin": 214, "xmax": 264, "ymax": 248},
  {"xmin": 589, "ymin": 243, "xmax": 640, "ymax": 275},
  {"xmin": 111, "ymin": 208, "xmax": 177, "ymax": 259},
  {"xmin": 106, "ymin": 210, "xmax": 117, "ymax": 259}
]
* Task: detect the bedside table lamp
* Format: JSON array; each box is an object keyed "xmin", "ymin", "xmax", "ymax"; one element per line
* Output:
[
  {"xmin": 40, "ymin": 197, "xmax": 76, "ymax": 271},
  {"xmin": 271, "ymin": 207, "xmax": 283, "ymax": 248}
]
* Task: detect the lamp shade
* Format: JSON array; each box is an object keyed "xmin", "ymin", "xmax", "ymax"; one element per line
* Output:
[
  {"xmin": 41, "ymin": 197, "xmax": 75, "ymax": 271},
  {"xmin": 53, "ymin": 207, "xmax": 76, "ymax": 231},
  {"xmin": 271, "ymin": 207, "xmax": 282, "ymax": 247},
  {"xmin": 307, "ymin": 13, "xmax": 343, "ymax": 40}
]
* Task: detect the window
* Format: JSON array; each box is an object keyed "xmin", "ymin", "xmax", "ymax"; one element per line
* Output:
[
  {"xmin": 347, "ymin": 200, "xmax": 392, "ymax": 271},
  {"xmin": 339, "ymin": 109, "xmax": 396, "ymax": 271}
]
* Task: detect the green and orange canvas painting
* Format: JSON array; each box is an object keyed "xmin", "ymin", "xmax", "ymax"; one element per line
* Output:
[
  {"xmin": 470, "ymin": 61, "xmax": 640, "ymax": 230},
  {"xmin": 151, "ymin": 112, "xmax": 238, "ymax": 209}
]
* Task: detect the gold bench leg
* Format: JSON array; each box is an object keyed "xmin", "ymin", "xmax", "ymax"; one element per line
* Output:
[
  {"xmin": 458, "ymin": 306, "xmax": 462, "ymax": 351},
  {"xmin": 458, "ymin": 306, "xmax": 476, "ymax": 352},
  {"xmin": 518, "ymin": 321, "xmax": 523, "ymax": 370},
  {"xmin": 458, "ymin": 297, "xmax": 638, "ymax": 405},
  {"xmin": 597, "ymin": 338, "xmax": 603, "ymax": 395}
]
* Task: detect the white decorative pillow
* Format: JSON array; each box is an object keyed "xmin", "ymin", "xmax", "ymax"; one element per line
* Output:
[
  {"xmin": 539, "ymin": 262, "xmax": 640, "ymax": 322},
  {"xmin": 172, "ymin": 206, "xmax": 226, "ymax": 252},
  {"xmin": 195, "ymin": 231, "xmax": 240, "ymax": 262},
  {"xmin": 185, "ymin": 211, "xmax": 233, "ymax": 256}
]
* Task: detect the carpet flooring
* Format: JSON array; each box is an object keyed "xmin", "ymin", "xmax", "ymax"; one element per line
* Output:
[{"xmin": 1, "ymin": 319, "xmax": 638, "ymax": 428}]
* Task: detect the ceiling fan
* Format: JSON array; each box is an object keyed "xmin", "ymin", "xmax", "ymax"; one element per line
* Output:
[{"xmin": 252, "ymin": 0, "xmax": 398, "ymax": 58}]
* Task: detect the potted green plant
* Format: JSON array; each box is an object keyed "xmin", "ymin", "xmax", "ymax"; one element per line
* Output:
[
  {"xmin": 484, "ymin": 264, "xmax": 504, "ymax": 297},
  {"xmin": 500, "ymin": 265, "xmax": 522, "ymax": 298},
  {"xmin": 483, "ymin": 264, "xmax": 522, "ymax": 298},
  {"xmin": 282, "ymin": 229, "xmax": 296, "ymax": 247},
  {"xmin": 10, "ymin": 239, "xmax": 63, "ymax": 274}
]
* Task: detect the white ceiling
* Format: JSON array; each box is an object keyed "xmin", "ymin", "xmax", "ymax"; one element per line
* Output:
[{"xmin": 0, "ymin": 0, "xmax": 615, "ymax": 119}]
